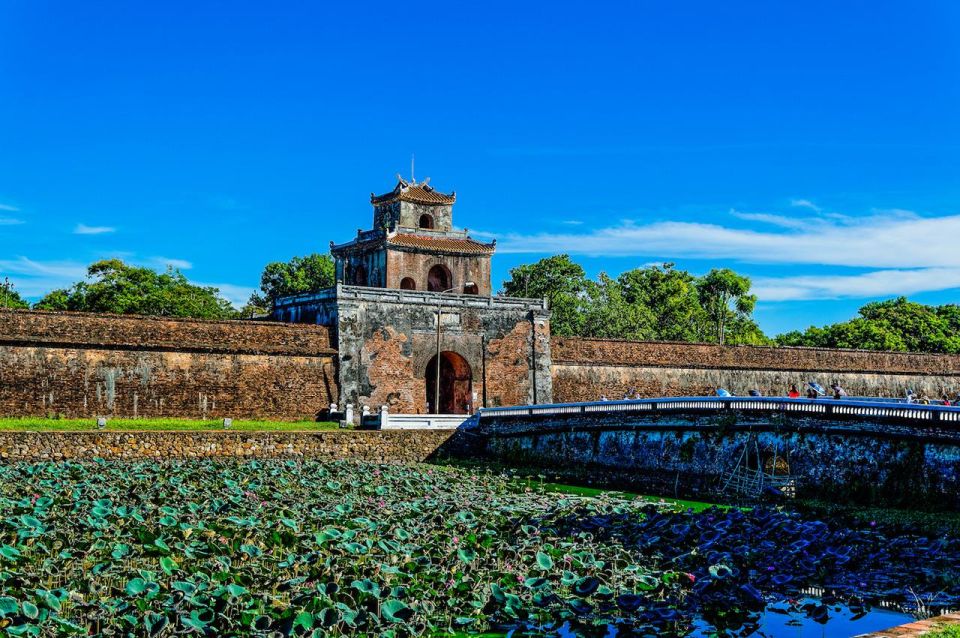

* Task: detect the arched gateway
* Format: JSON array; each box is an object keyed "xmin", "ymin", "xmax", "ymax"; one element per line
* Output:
[{"xmin": 425, "ymin": 351, "xmax": 472, "ymax": 414}]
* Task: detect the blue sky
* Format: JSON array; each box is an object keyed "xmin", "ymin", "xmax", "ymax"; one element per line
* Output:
[{"xmin": 1, "ymin": 0, "xmax": 959, "ymax": 334}]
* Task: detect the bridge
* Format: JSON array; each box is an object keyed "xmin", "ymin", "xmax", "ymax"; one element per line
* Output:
[
  {"xmin": 475, "ymin": 396, "xmax": 960, "ymax": 439},
  {"xmin": 469, "ymin": 397, "xmax": 960, "ymax": 506}
]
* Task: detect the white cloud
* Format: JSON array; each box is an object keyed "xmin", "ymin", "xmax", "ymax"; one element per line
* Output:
[
  {"xmin": 198, "ymin": 282, "xmax": 254, "ymax": 308},
  {"xmin": 74, "ymin": 223, "xmax": 116, "ymax": 235},
  {"xmin": 753, "ymin": 267, "xmax": 960, "ymax": 301},
  {"xmin": 484, "ymin": 205, "xmax": 960, "ymax": 301},
  {"xmin": 0, "ymin": 204, "xmax": 20, "ymax": 212},
  {"xmin": 0, "ymin": 258, "xmax": 87, "ymax": 297},
  {"xmin": 791, "ymin": 199, "xmax": 822, "ymax": 213},
  {"xmin": 0, "ymin": 218, "xmax": 24, "ymax": 225},
  {"xmin": 729, "ymin": 209, "xmax": 810, "ymax": 230},
  {"xmin": 489, "ymin": 209, "xmax": 960, "ymax": 269},
  {"xmin": 151, "ymin": 257, "xmax": 193, "ymax": 270},
  {"xmin": 559, "ymin": 220, "xmax": 584, "ymax": 226}
]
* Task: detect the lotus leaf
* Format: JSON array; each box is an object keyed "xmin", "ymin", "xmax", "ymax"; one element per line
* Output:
[{"xmin": 0, "ymin": 458, "xmax": 955, "ymax": 636}]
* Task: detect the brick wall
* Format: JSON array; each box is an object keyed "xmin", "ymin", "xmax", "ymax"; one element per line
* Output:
[
  {"xmin": 0, "ymin": 309, "xmax": 335, "ymax": 354},
  {"xmin": 0, "ymin": 310, "xmax": 338, "ymax": 420},
  {"xmin": 552, "ymin": 337, "xmax": 960, "ymax": 401}
]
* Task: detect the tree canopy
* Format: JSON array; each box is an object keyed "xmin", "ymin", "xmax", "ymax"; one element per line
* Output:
[
  {"xmin": 501, "ymin": 257, "xmax": 767, "ymax": 345},
  {"xmin": 776, "ymin": 297, "xmax": 960, "ymax": 354},
  {"xmin": 0, "ymin": 281, "xmax": 29, "ymax": 310},
  {"xmin": 696, "ymin": 268, "xmax": 758, "ymax": 346},
  {"xmin": 32, "ymin": 259, "xmax": 236, "ymax": 319},
  {"xmin": 244, "ymin": 254, "xmax": 335, "ymax": 316},
  {"xmin": 501, "ymin": 255, "xmax": 589, "ymax": 337}
]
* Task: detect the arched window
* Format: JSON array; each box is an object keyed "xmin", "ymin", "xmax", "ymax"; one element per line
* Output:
[
  {"xmin": 463, "ymin": 283, "xmax": 479, "ymax": 295},
  {"xmin": 427, "ymin": 264, "xmax": 452, "ymax": 292},
  {"xmin": 400, "ymin": 277, "xmax": 416, "ymax": 290},
  {"xmin": 419, "ymin": 214, "xmax": 434, "ymax": 230}
]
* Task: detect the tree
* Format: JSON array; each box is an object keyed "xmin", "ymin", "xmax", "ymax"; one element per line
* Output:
[
  {"xmin": 696, "ymin": 268, "xmax": 757, "ymax": 345},
  {"xmin": 33, "ymin": 289, "xmax": 71, "ymax": 311},
  {"xmin": 776, "ymin": 297, "xmax": 960, "ymax": 353},
  {"xmin": 31, "ymin": 259, "xmax": 236, "ymax": 319},
  {"xmin": 617, "ymin": 263, "xmax": 706, "ymax": 341},
  {"xmin": 579, "ymin": 273, "xmax": 655, "ymax": 340},
  {"xmin": 501, "ymin": 254, "xmax": 589, "ymax": 337},
  {"xmin": 0, "ymin": 279, "xmax": 29, "ymax": 309},
  {"xmin": 247, "ymin": 254, "xmax": 335, "ymax": 313}
]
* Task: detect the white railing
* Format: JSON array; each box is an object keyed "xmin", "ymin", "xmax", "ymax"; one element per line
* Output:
[{"xmin": 478, "ymin": 396, "xmax": 960, "ymax": 424}]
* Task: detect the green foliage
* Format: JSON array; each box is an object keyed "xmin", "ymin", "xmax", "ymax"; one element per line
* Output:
[
  {"xmin": 0, "ymin": 282, "xmax": 29, "ymax": 309},
  {"xmin": 617, "ymin": 263, "xmax": 706, "ymax": 342},
  {"xmin": 580, "ymin": 273, "xmax": 655, "ymax": 340},
  {"xmin": 502, "ymin": 254, "xmax": 589, "ymax": 337},
  {"xmin": 696, "ymin": 268, "xmax": 758, "ymax": 345},
  {"xmin": 247, "ymin": 253, "xmax": 335, "ymax": 314},
  {"xmin": 776, "ymin": 297, "xmax": 960, "ymax": 353},
  {"xmin": 0, "ymin": 459, "xmax": 683, "ymax": 634},
  {"xmin": 502, "ymin": 258, "xmax": 765, "ymax": 344},
  {"xmin": 31, "ymin": 259, "xmax": 236, "ymax": 319}
]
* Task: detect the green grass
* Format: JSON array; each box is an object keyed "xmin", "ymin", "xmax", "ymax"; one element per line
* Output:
[
  {"xmin": 433, "ymin": 458, "xmax": 729, "ymax": 512},
  {"xmin": 923, "ymin": 622, "xmax": 960, "ymax": 637},
  {"xmin": 0, "ymin": 417, "xmax": 343, "ymax": 431},
  {"xmin": 526, "ymin": 479, "xmax": 723, "ymax": 512}
]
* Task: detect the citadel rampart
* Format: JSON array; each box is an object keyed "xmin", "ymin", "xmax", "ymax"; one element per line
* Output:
[
  {"xmin": 0, "ymin": 310, "xmax": 337, "ymax": 420},
  {"xmin": 552, "ymin": 337, "xmax": 960, "ymax": 401},
  {"xmin": 4, "ymin": 311, "xmax": 960, "ymax": 423}
]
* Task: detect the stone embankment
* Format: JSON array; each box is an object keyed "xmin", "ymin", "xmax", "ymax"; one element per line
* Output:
[{"xmin": 0, "ymin": 429, "xmax": 461, "ymax": 463}]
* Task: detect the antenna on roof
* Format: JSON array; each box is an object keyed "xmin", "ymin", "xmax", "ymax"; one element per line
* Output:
[{"xmin": 411, "ymin": 153, "xmax": 415, "ymax": 184}]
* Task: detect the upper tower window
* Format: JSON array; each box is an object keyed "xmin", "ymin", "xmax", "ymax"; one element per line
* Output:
[{"xmin": 418, "ymin": 214, "xmax": 434, "ymax": 230}]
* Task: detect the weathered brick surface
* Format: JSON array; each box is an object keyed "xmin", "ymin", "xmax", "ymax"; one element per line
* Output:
[
  {"xmin": 0, "ymin": 429, "xmax": 461, "ymax": 462},
  {"xmin": 552, "ymin": 338, "xmax": 960, "ymax": 401},
  {"xmin": 330, "ymin": 287, "xmax": 552, "ymax": 413},
  {"xmin": 0, "ymin": 309, "xmax": 335, "ymax": 355},
  {"xmin": 0, "ymin": 310, "xmax": 337, "ymax": 419},
  {"xmin": 553, "ymin": 337, "xmax": 960, "ymax": 374}
]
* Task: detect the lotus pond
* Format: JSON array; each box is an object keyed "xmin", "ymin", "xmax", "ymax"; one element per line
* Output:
[{"xmin": 0, "ymin": 460, "xmax": 957, "ymax": 636}]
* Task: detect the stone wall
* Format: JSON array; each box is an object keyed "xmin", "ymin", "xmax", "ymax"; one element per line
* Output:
[
  {"xmin": 552, "ymin": 337, "xmax": 960, "ymax": 401},
  {"xmin": 0, "ymin": 429, "xmax": 462, "ymax": 463},
  {"xmin": 477, "ymin": 410, "xmax": 960, "ymax": 507},
  {"xmin": 288, "ymin": 286, "xmax": 553, "ymax": 414},
  {"xmin": 0, "ymin": 310, "xmax": 338, "ymax": 420}
]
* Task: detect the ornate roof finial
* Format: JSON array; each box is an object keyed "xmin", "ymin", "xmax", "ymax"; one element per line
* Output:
[{"xmin": 410, "ymin": 153, "xmax": 415, "ymax": 184}]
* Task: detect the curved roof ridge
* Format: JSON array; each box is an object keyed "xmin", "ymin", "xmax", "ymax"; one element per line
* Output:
[{"xmin": 371, "ymin": 178, "xmax": 456, "ymax": 206}]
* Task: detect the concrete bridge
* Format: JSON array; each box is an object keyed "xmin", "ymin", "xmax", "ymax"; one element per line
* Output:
[{"xmin": 469, "ymin": 397, "xmax": 960, "ymax": 507}]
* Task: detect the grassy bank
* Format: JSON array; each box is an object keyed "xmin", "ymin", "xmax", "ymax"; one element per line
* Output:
[{"xmin": 0, "ymin": 417, "xmax": 342, "ymax": 431}]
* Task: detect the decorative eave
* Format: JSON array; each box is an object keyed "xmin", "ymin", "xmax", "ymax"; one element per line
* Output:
[
  {"xmin": 386, "ymin": 233, "xmax": 496, "ymax": 256},
  {"xmin": 329, "ymin": 230, "xmax": 387, "ymax": 255},
  {"xmin": 371, "ymin": 176, "xmax": 456, "ymax": 206}
]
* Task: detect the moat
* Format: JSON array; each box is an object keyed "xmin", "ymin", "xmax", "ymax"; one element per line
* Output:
[{"xmin": 0, "ymin": 457, "xmax": 956, "ymax": 636}]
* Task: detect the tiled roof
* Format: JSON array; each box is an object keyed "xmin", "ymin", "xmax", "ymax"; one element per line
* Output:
[
  {"xmin": 388, "ymin": 233, "xmax": 495, "ymax": 255},
  {"xmin": 371, "ymin": 178, "xmax": 456, "ymax": 205}
]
